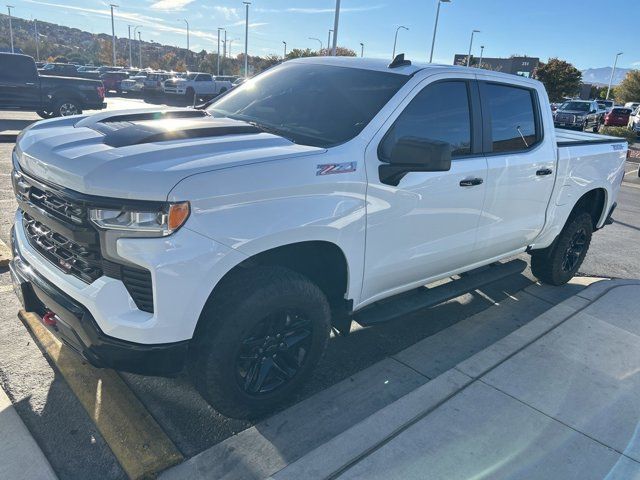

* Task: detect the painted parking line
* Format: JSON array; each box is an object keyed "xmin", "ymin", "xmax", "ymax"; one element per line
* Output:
[{"xmin": 19, "ymin": 311, "xmax": 183, "ymax": 480}]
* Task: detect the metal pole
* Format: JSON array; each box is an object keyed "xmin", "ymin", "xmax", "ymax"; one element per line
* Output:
[
  {"xmin": 606, "ymin": 52, "xmax": 623, "ymax": 100},
  {"xmin": 34, "ymin": 18, "xmax": 39, "ymax": 61},
  {"xmin": 308, "ymin": 37, "xmax": 322, "ymax": 51},
  {"xmin": 429, "ymin": 0, "xmax": 451, "ymax": 63},
  {"xmin": 282, "ymin": 41, "xmax": 287, "ymax": 59},
  {"xmin": 138, "ymin": 31, "xmax": 142, "ymax": 68},
  {"xmin": 110, "ymin": 4, "xmax": 118, "ymax": 66},
  {"xmin": 331, "ymin": 0, "xmax": 340, "ymax": 56},
  {"xmin": 244, "ymin": 2, "xmax": 250, "ymax": 78},
  {"xmin": 360, "ymin": 42, "xmax": 364, "ymax": 57},
  {"xmin": 466, "ymin": 29, "xmax": 479, "ymax": 67},
  {"xmin": 180, "ymin": 19, "xmax": 189, "ymax": 67},
  {"xmin": 128, "ymin": 25, "xmax": 132, "ymax": 67},
  {"xmin": 217, "ymin": 27, "xmax": 223, "ymax": 75},
  {"xmin": 7, "ymin": 5, "xmax": 14, "ymax": 53},
  {"xmin": 478, "ymin": 45, "xmax": 484, "ymax": 69},
  {"xmin": 222, "ymin": 30, "xmax": 227, "ymax": 74},
  {"xmin": 134, "ymin": 25, "xmax": 142, "ymax": 68},
  {"xmin": 392, "ymin": 26, "xmax": 408, "ymax": 60},
  {"xmin": 327, "ymin": 30, "xmax": 333, "ymax": 54}
]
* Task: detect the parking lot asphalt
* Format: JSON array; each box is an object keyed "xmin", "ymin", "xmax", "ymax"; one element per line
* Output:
[{"xmin": 0, "ymin": 107, "xmax": 639, "ymax": 478}]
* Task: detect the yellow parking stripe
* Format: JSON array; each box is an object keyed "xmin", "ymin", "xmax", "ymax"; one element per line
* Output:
[{"xmin": 19, "ymin": 311, "xmax": 184, "ymax": 480}]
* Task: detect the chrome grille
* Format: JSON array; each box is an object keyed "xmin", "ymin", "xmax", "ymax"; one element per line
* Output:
[{"xmin": 555, "ymin": 113, "xmax": 576, "ymax": 123}]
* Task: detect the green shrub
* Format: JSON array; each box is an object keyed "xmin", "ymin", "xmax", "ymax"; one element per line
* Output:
[{"xmin": 599, "ymin": 126, "xmax": 638, "ymax": 144}]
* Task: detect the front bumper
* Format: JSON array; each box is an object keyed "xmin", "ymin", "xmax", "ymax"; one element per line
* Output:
[{"xmin": 10, "ymin": 227, "xmax": 188, "ymax": 375}]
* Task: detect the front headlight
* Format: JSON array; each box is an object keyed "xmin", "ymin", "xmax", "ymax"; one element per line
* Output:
[{"xmin": 89, "ymin": 202, "xmax": 190, "ymax": 237}]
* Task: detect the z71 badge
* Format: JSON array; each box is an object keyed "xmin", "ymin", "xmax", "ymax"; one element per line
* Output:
[{"xmin": 316, "ymin": 162, "xmax": 357, "ymax": 176}]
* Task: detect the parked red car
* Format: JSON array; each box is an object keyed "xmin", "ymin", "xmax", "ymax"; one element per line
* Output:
[
  {"xmin": 603, "ymin": 107, "xmax": 632, "ymax": 127},
  {"xmin": 99, "ymin": 71, "xmax": 129, "ymax": 93}
]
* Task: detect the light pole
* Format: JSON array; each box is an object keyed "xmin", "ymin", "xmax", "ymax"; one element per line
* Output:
[
  {"xmin": 606, "ymin": 52, "xmax": 623, "ymax": 100},
  {"xmin": 109, "ymin": 4, "xmax": 118, "ymax": 66},
  {"xmin": 360, "ymin": 42, "xmax": 364, "ymax": 58},
  {"xmin": 478, "ymin": 45, "xmax": 484, "ymax": 69},
  {"xmin": 34, "ymin": 18, "xmax": 39, "ymax": 61},
  {"xmin": 309, "ymin": 37, "xmax": 322, "ymax": 51},
  {"xmin": 282, "ymin": 41, "xmax": 287, "ymax": 58},
  {"xmin": 217, "ymin": 27, "xmax": 225, "ymax": 75},
  {"xmin": 392, "ymin": 26, "xmax": 408, "ymax": 60},
  {"xmin": 179, "ymin": 18, "xmax": 189, "ymax": 67},
  {"xmin": 466, "ymin": 29, "xmax": 480, "ymax": 67},
  {"xmin": 222, "ymin": 29, "xmax": 227, "ymax": 73},
  {"xmin": 127, "ymin": 24, "xmax": 133, "ymax": 67},
  {"xmin": 7, "ymin": 5, "xmax": 14, "ymax": 53},
  {"xmin": 134, "ymin": 25, "xmax": 142, "ymax": 68},
  {"xmin": 429, "ymin": 0, "xmax": 450, "ymax": 63},
  {"xmin": 331, "ymin": 0, "xmax": 341, "ymax": 56},
  {"xmin": 244, "ymin": 1, "xmax": 250, "ymax": 78},
  {"xmin": 327, "ymin": 29, "xmax": 333, "ymax": 54}
]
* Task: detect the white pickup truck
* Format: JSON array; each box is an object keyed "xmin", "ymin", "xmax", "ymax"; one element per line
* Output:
[
  {"xmin": 163, "ymin": 72, "xmax": 232, "ymax": 101},
  {"xmin": 10, "ymin": 56, "xmax": 627, "ymax": 418}
]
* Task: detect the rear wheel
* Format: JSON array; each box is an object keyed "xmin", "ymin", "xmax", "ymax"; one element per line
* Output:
[
  {"xmin": 188, "ymin": 266, "xmax": 331, "ymax": 419},
  {"xmin": 36, "ymin": 110, "xmax": 54, "ymax": 119},
  {"xmin": 530, "ymin": 212, "xmax": 593, "ymax": 286},
  {"xmin": 186, "ymin": 87, "xmax": 195, "ymax": 103},
  {"xmin": 53, "ymin": 99, "xmax": 82, "ymax": 117}
]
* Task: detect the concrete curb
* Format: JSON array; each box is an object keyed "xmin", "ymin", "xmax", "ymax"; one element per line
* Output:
[
  {"xmin": 0, "ymin": 384, "xmax": 58, "ymax": 480},
  {"xmin": 271, "ymin": 279, "xmax": 640, "ymax": 480}
]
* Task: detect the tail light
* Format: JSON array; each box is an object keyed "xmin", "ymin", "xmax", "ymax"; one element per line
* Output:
[{"xmin": 97, "ymin": 86, "xmax": 105, "ymax": 99}]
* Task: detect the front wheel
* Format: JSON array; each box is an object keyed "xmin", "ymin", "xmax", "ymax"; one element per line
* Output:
[
  {"xmin": 530, "ymin": 212, "xmax": 593, "ymax": 286},
  {"xmin": 188, "ymin": 266, "xmax": 331, "ymax": 419},
  {"xmin": 36, "ymin": 110, "xmax": 54, "ymax": 119}
]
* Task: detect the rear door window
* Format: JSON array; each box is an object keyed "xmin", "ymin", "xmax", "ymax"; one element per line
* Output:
[
  {"xmin": 0, "ymin": 55, "xmax": 37, "ymax": 81},
  {"xmin": 482, "ymin": 83, "xmax": 540, "ymax": 153}
]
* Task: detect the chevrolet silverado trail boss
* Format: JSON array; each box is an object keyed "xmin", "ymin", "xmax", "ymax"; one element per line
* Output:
[
  {"xmin": 1, "ymin": 53, "xmax": 106, "ymax": 118},
  {"xmin": 9, "ymin": 56, "xmax": 626, "ymax": 418}
]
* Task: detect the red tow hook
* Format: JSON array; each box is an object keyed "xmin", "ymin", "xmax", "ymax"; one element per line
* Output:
[{"xmin": 42, "ymin": 311, "xmax": 58, "ymax": 327}]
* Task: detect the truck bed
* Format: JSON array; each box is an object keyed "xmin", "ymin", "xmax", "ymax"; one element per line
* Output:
[{"xmin": 555, "ymin": 128, "xmax": 626, "ymax": 147}]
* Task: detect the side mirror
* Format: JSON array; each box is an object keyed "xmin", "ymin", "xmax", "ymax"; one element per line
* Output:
[{"xmin": 379, "ymin": 136, "xmax": 452, "ymax": 186}]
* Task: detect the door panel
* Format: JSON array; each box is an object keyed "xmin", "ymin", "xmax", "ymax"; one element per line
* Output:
[
  {"xmin": 361, "ymin": 75, "xmax": 487, "ymax": 305},
  {"xmin": 0, "ymin": 56, "xmax": 40, "ymax": 109},
  {"xmin": 473, "ymin": 79, "xmax": 556, "ymax": 259}
]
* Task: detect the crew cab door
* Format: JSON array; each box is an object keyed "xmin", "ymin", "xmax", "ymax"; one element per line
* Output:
[
  {"xmin": 361, "ymin": 75, "xmax": 488, "ymax": 304},
  {"xmin": 0, "ymin": 55, "xmax": 40, "ymax": 109},
  {"xmin": 472, "ymin": 78, "xmax": 556, "ymax": 259},
  {"xmin": 196, "ymin": 74, "xmax": 215, "ymax": 94}
]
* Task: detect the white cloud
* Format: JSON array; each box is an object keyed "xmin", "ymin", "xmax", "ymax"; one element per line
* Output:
[
  {"xmin": 256, "ymin": 5, "xmax": 385, "ymax": 14},
  {"xmin": 149, "ymin": 0, "xmax": 195, "ymax": 11},
  {"xmin": 211, "ymin": 6, "xmax": 240, "ymax": 20}
]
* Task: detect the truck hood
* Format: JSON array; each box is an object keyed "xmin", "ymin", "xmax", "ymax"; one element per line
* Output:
[
  {"xmin": 39, "ymin": 74, "xmax": 102, "ymax": 86},
  {"xmin": 15, "ymin": 108, "xmax": 325, "ymax": 201}
]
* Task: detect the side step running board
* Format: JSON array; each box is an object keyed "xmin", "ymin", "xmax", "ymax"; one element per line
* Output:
[{"xmin": 354, "ymin": 259, "xmax": 528, "ymax": 326}]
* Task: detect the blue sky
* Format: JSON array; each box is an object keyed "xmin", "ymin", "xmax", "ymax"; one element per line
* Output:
[{"xmin": 7, "ymin": 0, "xmax": 640, "ymax": 69}]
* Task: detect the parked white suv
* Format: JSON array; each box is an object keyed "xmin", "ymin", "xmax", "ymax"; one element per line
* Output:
[
  {"xmin": 10, "ymin": 57, "xmax": 627, "ymax": 418},
  {"xmin": 163, "ymin": 72, "xmax": 232, "ymax": 101}
]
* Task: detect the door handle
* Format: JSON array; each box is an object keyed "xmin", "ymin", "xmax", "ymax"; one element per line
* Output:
[
  {"xmin": 459, "ymin": 178, "xmax": 483, "ymax": 187},
  {"xmin": 536, "ymin": 168, "xmax": 553, "ymax": 176}
]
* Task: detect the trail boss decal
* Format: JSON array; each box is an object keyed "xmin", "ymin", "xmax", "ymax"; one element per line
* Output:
[{"xmin": 316, "ymin": 162, "xmax": 357, "ymax": 176}]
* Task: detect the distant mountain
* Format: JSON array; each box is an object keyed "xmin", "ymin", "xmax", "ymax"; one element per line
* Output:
[{"xmin": 581, "ymin": 67, "xmax": 632, "ymax": 86}]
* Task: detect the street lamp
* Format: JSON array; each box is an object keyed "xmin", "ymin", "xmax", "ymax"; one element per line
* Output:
[
  {"xmin": 179, "ymin": 19, "xmax": 189, "ymax": 68},
  {"xmin": 392, "ymin": 26, "xmax": 408, "ymax": 60},
  {"xmin": 282, "ymin": 41, "xmax": 287, "ymax": 58},
  {"xmin": 243, "ymin": 2, "xmax": 251, "ymax": 78},
  {"xmin": 327, "ymin": 29, "xmax": 333, "ymax": 54},
  {"xmin": 34, "ymin": 18, "xmax": 39, "ymax": 61},
  {"xmin": 331, "ymin": 0, "xmax": 341, "ymax": 56},
  {"xmin": 429, "ymin": 0, "xmax": 450, "ymax": 63},
  {"xmin": 309, "ymin": 37, "xmax": 323, "ymax": 51},
  {"xmin": 478, "ymin": 45, "xmax": 484, "ymax": 69},
  {"xmin": 466, "ymin": 29, "xmax": 480, "ymax": 67},
  {"xmin": 217, "ymin": 27, "xmax": 225, "ymax": 75},
  {"xmin": 360, "ymin": 42, "xmax": 364, "ymax": 58},
  {"xmin": 133, "ymin": 25, "xmax": 142, "ymax": 67},
  {"xmin": 127, "ymin": 24, "xmax": 134, "ymax": 67},
  {"xmin": 7, "ymin": 5, "xmax": 14, "ymax": 53},
  {"xmin": 109, "ymin": 4, "xmax": 118, "ymax": 66},
  {"xmin": 606, "ymin": 52, "xmax": 623, "ymax": 100},
  {"xmin": 137, "ymin": 31, "xmax": 143, "ymax": 68}
]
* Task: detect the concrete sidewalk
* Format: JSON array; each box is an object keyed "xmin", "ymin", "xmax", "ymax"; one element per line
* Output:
[
  {"xmin": 272, "ymin": 279, "xmax": 640, "ymax": 480},
  {"xmin": 0, "ymin": 384, "xmax": 57, "ymax": 480}
]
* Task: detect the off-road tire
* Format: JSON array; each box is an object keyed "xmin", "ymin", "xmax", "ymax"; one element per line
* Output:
[
  {"xmin": 530, "ymin": 212, "xmax": 593, "ymax": 286},
  {"xmin": 36, "ymin": 110, "xmax": 54, "ymax": 119},
  {"xmin": 188, "ymin": 266, "xmax": 331, "ymax": 419},
  {"xmin": 52, "ymin": 99, "xmax": 82, "ymax": 117}
]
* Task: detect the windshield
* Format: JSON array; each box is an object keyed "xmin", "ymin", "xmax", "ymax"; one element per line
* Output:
[
  {"xmin": 207, "ymin": 62, "xmax": 409, "ymax": 147},
  {"xmin": 560, "ymin": 102, "xmax": 590, "ymax": 112}
]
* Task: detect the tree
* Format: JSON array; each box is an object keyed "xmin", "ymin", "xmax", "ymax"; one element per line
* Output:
[
  {"xmin": 615, "ymin": 70, "xmax": 640, "ymax": 103},
  {"xmin": 285, "ymin": 48, "xmax": 318, "ymax": 60},
  {"xmin": 534, "ymin": 58, "xmax": 582, "ymax": 102}
]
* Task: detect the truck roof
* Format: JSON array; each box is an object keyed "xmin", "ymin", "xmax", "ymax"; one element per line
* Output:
[{"xmin": 288, "ymin": 56, "xmax": 542, "ymax": 87}]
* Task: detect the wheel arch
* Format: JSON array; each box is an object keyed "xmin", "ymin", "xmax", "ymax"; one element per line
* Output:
[{"xmin": 571, "ymin": 187, "xmax": 608, "ymax": 229}]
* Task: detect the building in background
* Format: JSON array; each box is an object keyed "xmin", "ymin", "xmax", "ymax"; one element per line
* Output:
[{"xmin": 453, "ymin": 54, "xmax": 539, "ymax": 77}]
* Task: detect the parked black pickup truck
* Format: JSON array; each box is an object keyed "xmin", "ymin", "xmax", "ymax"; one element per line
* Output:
[{"xmin": 0, "ymin": 53, "xmax": 106, "ymax": 118}]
